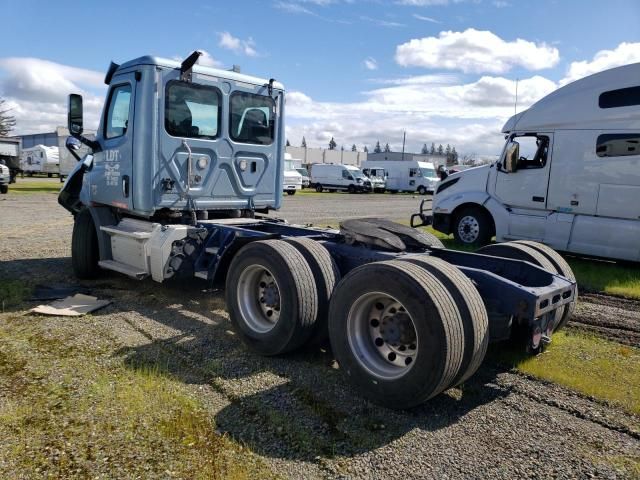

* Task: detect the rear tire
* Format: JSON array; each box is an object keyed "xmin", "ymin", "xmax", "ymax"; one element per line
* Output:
[
  {"xmin": 285, "ymin": 238, "xmax": 340, "ymax": 344},
  {"xmin": 315, "ymin": 184, "xmax": 323, "ymax": 193},
  {"xmin": 417, "ymin": 230, "xmax": 445, "ymax": 249},
  {"xmin": 0, "ymin": 184, "xmax": 7, "ymax": 194},
  {"xmin": 287, "ymin": 190, "xmax": 296, "ymax": 196},
  {"xmin": 71, "ymin": 209, "xmax": 100, "ymax": 279},
  {"xmin": 512, "ymin": 240, "xmax": 577, "ymax": 330},
  {"xmin": 328, "ymin": 260, "xmax": 464, "ymax": 409},
  {"xmin": 453, "ymin": 207, "xmax": 493, "ymax": 246},
  {"xmin": 348, "ymin": 185, "xmax": 356, "ymax": 194},
  {"xmin": 226, "ymin": 240, "xmax": 318, "ymax": 355},
  {"xmin": 401, "ymin": 255, "xmax": 489, "ymax": 386}
]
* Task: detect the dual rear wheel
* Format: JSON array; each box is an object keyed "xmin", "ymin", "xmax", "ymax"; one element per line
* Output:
[{"xmin": 226, "ymin": 239, "xmax": 489, "ymax": 409}]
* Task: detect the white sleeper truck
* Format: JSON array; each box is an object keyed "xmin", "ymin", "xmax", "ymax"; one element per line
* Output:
[
  {"xmin": 424, "ymin": 63, "xmax": 640, "ymax": 262},
  {"xmin": 58, "ymin": 52, "xmax": 576, "ymax": 409}
]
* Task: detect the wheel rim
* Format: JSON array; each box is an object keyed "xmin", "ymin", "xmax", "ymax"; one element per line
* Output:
[
  {"xmin": 347, "ymin": 292, "xmax": 418, "ymax": 380},
  {"xmin": 457, "ymin": 215, "xmax": 480, "ymax": 243},
  {"xmin": 237, "ymin": 265, "xmax": 281, "ymax": 334}
]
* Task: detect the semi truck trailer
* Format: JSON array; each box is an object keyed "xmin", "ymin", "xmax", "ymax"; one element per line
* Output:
[{"xmin": 58, "ymin": 51, "xmax": 576, "ymax": 409}]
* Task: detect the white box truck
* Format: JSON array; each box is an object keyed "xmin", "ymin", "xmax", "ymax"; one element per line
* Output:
[
  {"xmin": 310, "ymin": 163, "xmax": 372, "ymax": 193},
  {"xmin": 428, "ymin": 62, "xmax": 640, "ymax": 262},
  {"xmin": 361, "ymin": 159, "xmax": 439, "ymax": 195},
  {"xmin": 283, "ymin": 152, "xmax": 303, "ymax": 195},
  {"xmin": 20, "ymin": 145, "xmax": 59, "ymax": 177}
]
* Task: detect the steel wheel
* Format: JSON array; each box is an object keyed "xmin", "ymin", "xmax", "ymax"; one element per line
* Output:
[
  {"xmin": 347, "ymin": 292, "xmax": 418, "ymax": 380},
  {"xmin": 237, "ymin": 265, "xmax": 281, "ymax": 334},
  {"xmin": 457, "ymin": 215, "xmax": 480, "ymax": 243}
]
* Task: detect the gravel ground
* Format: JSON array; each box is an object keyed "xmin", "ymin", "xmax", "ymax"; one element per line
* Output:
[{"xmin": 1, "ymin": 187, "xmax": 639, "ymax": 479}]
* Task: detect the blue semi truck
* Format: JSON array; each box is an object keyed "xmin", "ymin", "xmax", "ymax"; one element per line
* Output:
[{"xmin": 58, "ymin": 52, "xmax": 576, "ymax": 409}]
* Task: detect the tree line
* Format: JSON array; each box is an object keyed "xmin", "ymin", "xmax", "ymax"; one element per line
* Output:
[{"xmin": 286, "ymin": 136, "xmax": 459, "ymax": 163}]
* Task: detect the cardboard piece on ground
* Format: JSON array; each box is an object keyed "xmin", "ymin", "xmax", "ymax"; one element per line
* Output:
[
  {"xmin": 31, "ymin": 294, "xmax": 111, "ymax": 317},
  {"xmin": 31, "ymin": 284, "xmax": 91, "ymax": 301}
]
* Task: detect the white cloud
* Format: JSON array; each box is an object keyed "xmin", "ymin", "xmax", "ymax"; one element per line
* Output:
[
  {"xmin": 395, "ymin": 29, "xmax": 559, "ymax": 74},
  {"xmin": 0, "ymin": 57, "xmax": 105, "ymax": 134},
  {"xmin": 560, "ymin": 42, "xmax": 640, "ymax": 85},
  {"xmin": 492, "ymin": 0, "xmax": 510, "ymax": 7},
  {"xmin": 413, "ymin": 13, "xmax": 440, "ymax": 23},
  {"xmin": 197, "ymin": 50, "xmax": 223, "ymax": 68},
  {"xmin": 274, "ymin": 1, "xmax": 316, "ymax": 15},
  {"xmin": 218, "ymin": 31, "xmax": 258, "ymax": 57},
  {"xmin": 360, "ymin": 16, "xmax": 405, "ymax": 27},
  {"xmin": 364, "ymin": 57, "xmax": 378, "ymax": 70},
  {"xmin": 284, "ymin": 73, "xmax": 558, "ymax": 155}
]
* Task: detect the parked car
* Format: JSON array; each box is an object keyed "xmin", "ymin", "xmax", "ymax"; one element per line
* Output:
[
  {"xmin": 0, "ymin": 162, "xmax": 10, "ymax": 193},
  {"xmin": 296, "ymin": 167, "xmax": 310, "ymax": 188},
  {"xmin": 362, "ymin": 167, "xmax": 387, "ymax": 193},
  {"xmin": 311, "ymin": 164, "xmax": 371, "ymax": 193},
  {"xmin": 428, "ymin": 62, "xmax": 640, "ymax": 262},
  {"xmin": 361, "ymin": 159, "xmax": 439, "ymax": 194}
]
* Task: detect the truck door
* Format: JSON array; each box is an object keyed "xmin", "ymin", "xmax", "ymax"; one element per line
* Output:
[
  {"xmin": 493, "ymin": 134, "xmax": 553, "ymax": 239},
  {"xmin": 91, "ymin": 74, "xmax": 136, "ymax": 210}
]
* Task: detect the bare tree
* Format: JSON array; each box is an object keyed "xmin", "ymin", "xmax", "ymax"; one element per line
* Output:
[
  {"xmin": 328, "ymin": 137, "xmax": 337, "ymax": 150},
  {"xmin": 0, "ymin": 98, "xmax": 16, "ymax": 137}
]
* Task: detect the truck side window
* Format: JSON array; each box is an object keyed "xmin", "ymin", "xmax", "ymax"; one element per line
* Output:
[
  {"xmin": 230, "ymin": 92, "xmax": 275, "ymax": 145},
  {"xmin": 165, "ymin": 81, "xmax": 221, "ymax": 140},
  {"xmin": 409, "ymin": 168, "xmax": 419, "ymax": 177},
  {"xmin": 596, "ymin": 133, "xmax": 640, "ymax": 157},
  {"xmin": 105, "ymin": 84, "xmax": 132, "ymax": 139},
  {"xmin": 514, "ymin": 135, "xmax": 549, "ymax": 170}
]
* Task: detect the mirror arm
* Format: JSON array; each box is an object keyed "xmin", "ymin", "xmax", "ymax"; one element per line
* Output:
[{"xmin": 71, "ymin": 131, "xmax": 101, "ymax": 152}]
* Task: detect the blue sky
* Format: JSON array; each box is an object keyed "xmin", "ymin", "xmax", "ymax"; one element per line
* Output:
[{"xmin": 1, "ymin": 0, "xmax": 639, "ymax": 156}]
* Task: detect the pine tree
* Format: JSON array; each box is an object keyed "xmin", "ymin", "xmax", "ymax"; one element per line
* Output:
[
  {"xmin": 329, "ymin": 137, "xmax": 337, "ymax": 150},
  {"xmin": 451, "ymin": 146, "xmax": 458, "ymax": 163},
  {"xmin": 341, "ymin": 145, "xmax": 344, "ymax": 151},
  {"xmin": 430, "ymin": 142, "xmax": 436, "ymax": 155},
  {"xmin": 0, "ymin": 98, "xmax": 16, "ymax": 137},
  {"xmin": 437, "ymin": 144, "xmax": 444, "ymax": 155},
  {"xmin": 384, "ymin": 143, "xmax": 391, "ymax": 153},
  {"xmin": 421, "ymin": 143, "xmax": 429, "ymax": 154},
  {"xmin": 301, "ymin": 136, "xmax": 307, "ymax": 148},
  {"xmin": 351, "ymin": 144, "xmax": 357, "ymax": 152},
  {"xmin": 374, "ymin": 141, "xmax": 382, "ymax": 153},
  {"xmin": 363, "ymin": 146, "xmax": 369, "ymax": 153},
  {"xmin": 286, "ymin": 139, "xmax": 291, "ymax": 147}
]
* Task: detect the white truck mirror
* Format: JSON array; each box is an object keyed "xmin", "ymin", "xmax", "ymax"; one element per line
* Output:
[{"xmin": 504, "ymin": 141, "xmax": 519, "ymax": 173}]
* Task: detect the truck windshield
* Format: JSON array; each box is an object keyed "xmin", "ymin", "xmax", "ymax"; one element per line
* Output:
[
  {"xmin": 284, "ymin": 159, "xmax": 296, "ymax": 170},
  {"xmin": 421, "ymin": 168, "xmax": 436, "ymax": 178},
  {"xmin": 230, "ymin": 92, "xmax": 275, "ymax": 145},
  {"xmin": 296, "ymin": 168, "xmax": 309, "ymax": 176}
]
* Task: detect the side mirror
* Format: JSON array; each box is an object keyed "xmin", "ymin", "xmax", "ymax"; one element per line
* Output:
[
  {"xmin": 68, "ymin": 94, "xmax": 84, "ymax": 136},
  {"xmin": 504, "ymin": 141, "xmax": 519, "ymax": 173}
]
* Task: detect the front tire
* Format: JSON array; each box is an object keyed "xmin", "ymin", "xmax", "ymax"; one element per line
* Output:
[
  {"xmin": 453, "ymin": 207, "xmax": 492, "ymax": 246},
  {"xmin": 226, "ymin": 240, "xmax": 318, "ymax": 355},
  {"xmin": 286, "ymin": 190, "xmax": 296, "ymax": 196},
  {"xmin": 0, "ymin": 184, "xmax": 7, "ymax": 194},
  {"xmin": 71, "ymin": 209, "xmax": 100, "ymax": 279},
  {"xmin": 417, "ymin": 186, "xmax": 427, "ymax": 195},
  {"xmin": 348, "ymin": 185, "xmax": 356, "ymax": 194}
]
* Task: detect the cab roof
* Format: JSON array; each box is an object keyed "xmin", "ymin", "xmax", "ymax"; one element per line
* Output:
[
  {"xmin": 502, "ymin": 62, "xmax": 640, "ymax": 133},
  {"xmin": 115, "ymin": 55, "xmax": 285, "ymax": 90}
]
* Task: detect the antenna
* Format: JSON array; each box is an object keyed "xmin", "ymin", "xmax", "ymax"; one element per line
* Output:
[{"xmin": 514, "ymin": 78, "xmax": 519, "ymax": 116}]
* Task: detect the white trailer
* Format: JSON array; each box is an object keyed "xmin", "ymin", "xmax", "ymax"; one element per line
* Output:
[
  {"xmin": 310, "ymin": 163, "xmax": 372, "ymax": 193},
  {"xmin": 20, "ymin": 145, "xmax": 59, "ymax": 177},
  {"xmin": 361, "ymin": 159, "xmax": 439, "ymax": 195},
  {"xmin": 429, "ymin": 62, "xmax": 640, "ymax": 262}
]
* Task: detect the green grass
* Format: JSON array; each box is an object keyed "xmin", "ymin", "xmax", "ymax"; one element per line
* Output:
[
  {"xmin": 8, "ymin": 179, "xmax": 61, "ymax": 194},
  {"xmin": 0, "ymin": 315, "xmax": 276, "ymax": 479},
  {"xmin": 496, "ymin": 330, "xmax": 640, "ymax": 415},
  {"xmin": 567, "ymin": 257, "xmax": 640, "ymax": 298},
  {"xmin": 0, "ymin": 279, "xmax": 31, "ymax": 311}
]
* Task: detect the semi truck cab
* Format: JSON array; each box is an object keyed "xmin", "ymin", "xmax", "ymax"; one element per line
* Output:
[{"xmin": 430, "ymin": 62, "xmax": 640, "ymax": 262}]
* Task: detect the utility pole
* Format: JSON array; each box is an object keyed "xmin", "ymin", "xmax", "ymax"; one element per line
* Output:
[{"xmin": 401, "ymin": 131, "xmax": 406, "ymax": 161}]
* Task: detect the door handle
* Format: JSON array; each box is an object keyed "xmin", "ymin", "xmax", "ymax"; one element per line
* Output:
[
  {"xmin": 532, "ymin": 196, "xmax": 545, "ymax": 202},
  {"xmin": 122, "ymin": 175, "xmax": 130, "ymax": 198}
]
